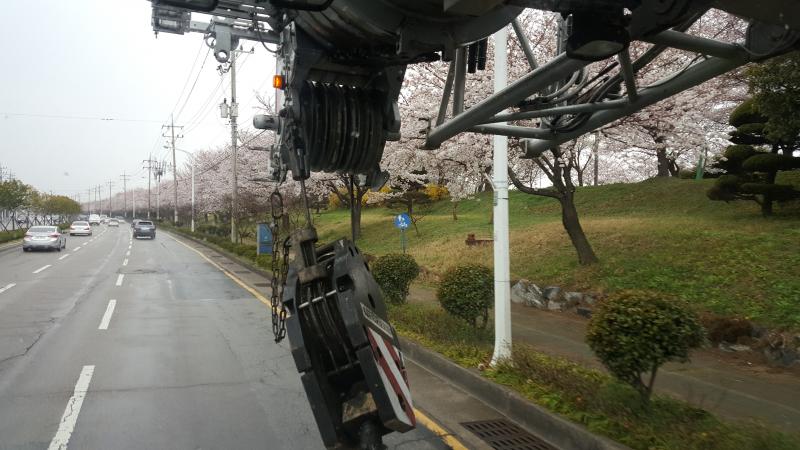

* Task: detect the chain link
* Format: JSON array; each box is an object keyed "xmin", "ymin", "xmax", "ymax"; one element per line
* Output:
[{"xmin": 270, "ymin": 189, "xmax": 289, "ymax": 342}]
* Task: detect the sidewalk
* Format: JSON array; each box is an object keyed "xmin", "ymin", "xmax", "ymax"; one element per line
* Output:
[{"xmin": 409, "ymin": 285, "xmax": 800, "ymax": 433}]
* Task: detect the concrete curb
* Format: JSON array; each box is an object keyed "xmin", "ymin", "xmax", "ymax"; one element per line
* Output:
[
  {"xmin": 164, "ymin": 229, "xmax": 273, "ymax": 280},
  {"xmin": 0, "ymin": 240, "xmax": 22, "ymax": 254},
  {"xmin": 400, "ymin": 338, "xmax": 631, "ymax": 450}
]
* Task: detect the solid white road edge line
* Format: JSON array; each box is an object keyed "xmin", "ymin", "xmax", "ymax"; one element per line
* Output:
[
  {"xmin": 0, "ymin": 283, "xmax": 16, "ymax": 294},
  {"xmin": 47, "ymin": 365, "xmax": 95, "ymax": 450},
  {"xmin": 122, "ymin": 258, "xmax": 128, "ymax": 266},
  {"xmin": 115, "ymin": 274, "xmax": 124, "ymax": 286},
  {"xmin": 33, "ymin": 265, "xmax": 52, "ymax": 274},
  {"xmin": 59, "ymin": 254, "xmax": 70, "ymax": 261},
  {"xmin": 98, "ymin": 300, "xmax": 116, "ymax": 330}
]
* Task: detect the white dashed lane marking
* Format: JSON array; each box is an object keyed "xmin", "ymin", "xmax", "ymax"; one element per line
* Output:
[
  {"xmin": 98, "ymin": 300, "xmax": 116, "ymax": 330},
  {"xmin": 115, "ymin": 274, "xmax": 124, "ymax": 287},
  {"xmin": 32, "ymin": 265, "xmax": 51, "ymax": 274},
  {"xmin": 122, "ymin": 258, "xmax": 128, "ymax": 266},
  {"xmin": 58, "ymin": 254, "xmax": 70, "ymax": 261},
  {"xmin": 0, "ymin": 283, "xmax": 15, "ymax": 294},
  {"xmin": 47, "ymin": 365, "xmax": 95, "ymax": 450}
]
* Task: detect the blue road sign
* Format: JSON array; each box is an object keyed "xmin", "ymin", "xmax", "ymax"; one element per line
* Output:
[
  {"xmin": 394, "ymin": 213, "xmax": 411, "ymax": 230},
  {"xmin": 257, "ymin": 223, "xmax": 273, "ymax": 255}
]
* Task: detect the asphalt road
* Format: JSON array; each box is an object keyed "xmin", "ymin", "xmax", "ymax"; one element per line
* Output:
[{"xmin": 0, "ymin": 224, "xmax": 449, "ymax": 450}]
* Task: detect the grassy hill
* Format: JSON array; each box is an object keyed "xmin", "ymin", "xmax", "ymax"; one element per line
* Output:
[{"xmin": 313, "ymin": 177, "xmax": 800, "ymax": 329}]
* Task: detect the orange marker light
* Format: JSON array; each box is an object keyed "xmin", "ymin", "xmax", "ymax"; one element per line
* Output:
[{"xmin": 273, "ymin": 74, "xmax": 285, "ymax": 90}]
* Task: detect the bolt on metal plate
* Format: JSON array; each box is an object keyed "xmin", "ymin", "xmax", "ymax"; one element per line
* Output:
[{"xmin": 460, "ymin": 419, "xmax": 559, "ymax": 450}]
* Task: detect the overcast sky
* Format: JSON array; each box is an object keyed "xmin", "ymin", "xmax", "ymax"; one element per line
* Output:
[{"xmin": 0, "ymin": 0, "xmax": 276, "ymax": 200}]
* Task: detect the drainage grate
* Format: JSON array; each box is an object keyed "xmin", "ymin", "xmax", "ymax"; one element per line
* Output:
[{"xmin": 461, "ymin": 419, "xmax": 558, "ymax": 450}]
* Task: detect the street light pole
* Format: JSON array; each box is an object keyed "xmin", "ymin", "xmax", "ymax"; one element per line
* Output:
[{"xmin": 491, "ymin": 26, "xmax": 512, "ymax": 366}]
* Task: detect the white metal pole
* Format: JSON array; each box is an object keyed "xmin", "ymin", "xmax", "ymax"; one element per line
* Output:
[
  {"xmin": 191, "ymin": 160, "xmax": 195, "ymax": 233},
  {"xmin": 491, "ymin": 26, "xmax": 512, "ymax": 365}
]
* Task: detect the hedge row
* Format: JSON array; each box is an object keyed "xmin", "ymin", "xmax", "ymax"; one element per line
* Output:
[{"xmin": 0, "ymin": 229, "xmax": 26, "ymax": 244}]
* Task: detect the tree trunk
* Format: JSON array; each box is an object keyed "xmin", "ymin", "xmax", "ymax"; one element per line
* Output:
[
  {"xmin": 349, "ymin": 178, "xmax": 364, "ymax": 241},
  {"xmin": 655, "ymin": 148, "xmax": 672, "ymax": 177},
  {"xmin": 762, "ymin": 170, "xmax": 777, "ymax": 217},
  {"xmin": 351, "ymin": 200, "xmax": 362, "ymax": 240},
  {"xmin": 559, "ymin": 193, "xmax": 599, "ymax": 265},
  {"xmin": 452, "ymin": 202, "xmax": 458, "ymax": 221}
]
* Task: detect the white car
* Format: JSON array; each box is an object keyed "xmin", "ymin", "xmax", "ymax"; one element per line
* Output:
[
  {"xmin": 88, "ymin": 214, "xmax": 101, "ymax": 226},
  {"xmin": 23, "ymin": 226, "xmax": 67, "ymax": 252},
  {"xmin": 69, "ymin": 221, "xmax": 92, "ymax": 236},
  {"xmin": 108, "ymin": 219, "xmax": 119, "ymax": 227}
]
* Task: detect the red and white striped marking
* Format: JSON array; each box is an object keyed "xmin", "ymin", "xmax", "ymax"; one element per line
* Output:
[{"xmin": 366, "ymin": 327, "xmax": 415, "ymax": 428}]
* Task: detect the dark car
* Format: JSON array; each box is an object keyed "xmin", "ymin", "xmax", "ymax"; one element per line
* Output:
[{"xmin": 133, "ymin": 220, "xmax": 156, "ymax": 239}]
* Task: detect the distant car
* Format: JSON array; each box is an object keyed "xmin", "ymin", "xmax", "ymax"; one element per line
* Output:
[
  {"xmin": 131, "ymin": 219, "xmax": 141, "ymax": 229},
  {"xmin": 133, "ymin": 220, "xmax": 156, "ymax": 239},
  {"xmin": 23, "ymin": 226, "xmax": 66, "ymax": 252},
  {"xmin": 69, "ymin": 221, "xmax": 92, "ymax": 236},
  {"xmin": 89, "ymin": 214, "xmax": 101, "ymax": 226},
  {"xmin": 108, "ymin": 219, "xmax": 119, "ymax": 227}
]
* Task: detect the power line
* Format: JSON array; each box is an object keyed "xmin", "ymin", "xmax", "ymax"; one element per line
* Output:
[
  {"xmin": 170, "ymin": 40, "xmax": 207, "ymax": 118},
  {"xmin": 0, "ymin": 112, "xmax": 164, "ymax": 123},
  {"xmin": 175, "ymin": 46, "xmax": 213, "ymax": 122},
  {"xmin": 182, "ymin": 53, "xmax": 252, "ymax": 136}
]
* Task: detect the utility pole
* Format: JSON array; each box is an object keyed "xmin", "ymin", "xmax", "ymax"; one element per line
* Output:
[
  {"xmin": 163, "ymin": 115, "xmax": 183, "ymax": 224},
  {"xmin": 156, "ymin": 160, "xmax": 164, "ymax": 220},
  {"xmin": 218, "ymin": 45, "xmax": 251, "ymax": 242},
  {"xmin": 107, "ymin": 181, "xmax": 114, "ymax": 216},
  {"xmin": 230, "ymin": 49, "xmax": 239, "ymax": 243},
  {"xmin": 143, "ymin": 156, "xmax": 156, "ymax": 219},
  {"xmin": 120, "ymin": 173, "xmax": 130, "ymax": 218},
  {"xmin": 87, "ymin": 189, "xmax": 92, "ymax": 215},
  {"xmin": 95, "ymin": 185, "xmax": 102, "ymax": 216}
]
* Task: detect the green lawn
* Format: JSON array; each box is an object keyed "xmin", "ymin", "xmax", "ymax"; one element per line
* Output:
[
  {"xmin": 389, "ymin": 302, "xmax": 800, "ymax": 450},
  {"xmin": 312, "ymin": 177, "xmax": 800, "ymax": 329}
]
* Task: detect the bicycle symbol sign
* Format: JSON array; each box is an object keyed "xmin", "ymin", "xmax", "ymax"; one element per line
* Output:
[{"xmin": 394, "ymin": 213, "xmax": 410, "ymax": 230}]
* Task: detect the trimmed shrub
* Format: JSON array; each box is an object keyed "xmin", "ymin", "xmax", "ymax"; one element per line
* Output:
[
  {"xmin": 742, "ymin": 153, "xmax": 797, "ymax": 173},
  {"xmin": 372, "ymin": 253, "xmax": 420, "ymax": 304},
  {"xmin": 437, "ymin": 264, "xmax": 493, "ymax": 328},
  {"xmin": 586, "ymin": 290, "xmax": 705, "ymax": 401},
  {"xmin": 722, "ymin": 144, "xmax": 757, "ymax": 164}
]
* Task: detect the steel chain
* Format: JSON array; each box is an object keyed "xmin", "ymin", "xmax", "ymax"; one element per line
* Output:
[{"xmin": 270, "ymin": 190, "xmax": 289, "ymax": 342}]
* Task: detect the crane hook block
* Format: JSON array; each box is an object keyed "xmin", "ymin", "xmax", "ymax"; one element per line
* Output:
[{"xmin": 282, "ymin": 236, "xmax": 415, "ymax": 448}]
